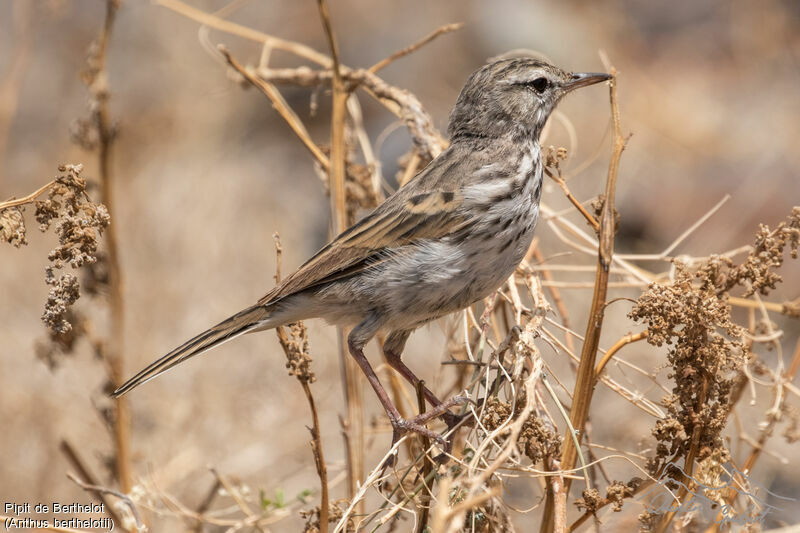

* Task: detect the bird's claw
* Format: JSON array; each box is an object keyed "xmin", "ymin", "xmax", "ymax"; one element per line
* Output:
[{"xmin": 384, "ymin": 395, "xmax": 474, "ymax": 465}]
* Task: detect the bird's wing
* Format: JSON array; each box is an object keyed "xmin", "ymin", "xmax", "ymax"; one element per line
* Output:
[{"xmin": 259, "ymin": 155, "xmax": 471, "ymax": 305}]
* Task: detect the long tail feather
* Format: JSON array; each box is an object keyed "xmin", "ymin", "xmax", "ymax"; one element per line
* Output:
[{"xmin": 112, "ymin": 304, "xmax": 271, "ymax": 397}]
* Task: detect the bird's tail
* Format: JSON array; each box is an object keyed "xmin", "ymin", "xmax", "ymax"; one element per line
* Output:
[{"xmin": 112, "ymin": 304, "xmax": 273, "ymax": 398}]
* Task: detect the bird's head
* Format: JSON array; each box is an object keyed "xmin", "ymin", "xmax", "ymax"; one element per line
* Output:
[{"xmin": 448, "ymin": 57, "xmax": 610, "ymax": 141}]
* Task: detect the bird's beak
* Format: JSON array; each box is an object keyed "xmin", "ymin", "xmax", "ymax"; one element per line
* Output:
[{"xmin": 563, "ymin": 72, "xmax": 612, "ymax": 92}]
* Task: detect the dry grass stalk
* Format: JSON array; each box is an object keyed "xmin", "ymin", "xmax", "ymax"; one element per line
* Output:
[
  {"xmin": 315, "ymin": 0, "xmax": 365, "ymax": 509},
  {"xmin": 59, "ymin": 440, "xmax": 126, "ymax": 528},
  {"xmin": 82, "ymin": 0, "xmax": 133, "ymax": 495},
  {"xmin": 368, "ymin": 23, "xmax": 464, "ymax": 74},
  {"xmin": 273, "ymin": 233, "xmax": 330, "ymax": 533},
  {"xmin": 67, "ymin": 473, "xmax": 145, "ymax": 532},
  {"xmin": 546, "ymin": 67, "xmax": 629, "ymax": 533}
]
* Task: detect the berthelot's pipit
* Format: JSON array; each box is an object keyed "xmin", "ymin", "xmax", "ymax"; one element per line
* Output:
[{"xmin": 114, "ymin": 58, "xmax": 610, "ymax": 450}]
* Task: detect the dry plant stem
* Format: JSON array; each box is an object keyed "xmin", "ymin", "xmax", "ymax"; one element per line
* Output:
[
  {"xmin": 67, "ymin": 473, "xmax": 145, "ymax": 531},
  {"xmin": 594, "ymin": 330, "xmax": 648, "ymax": 379},
  {"xmin": 219, "ymin": 47, "xmax": 331, "ymax": 171},
  {"xmin": 545, "ymin": 455, "xmax": 567, "ymax": 533},
  {"xmin": 316, "ymin": 0, "xmax": 364, "ymax": 509},
  {"xmin": 89, "ymin": 0, "xmax": 131, "ymax": 495},
  {"xmin": 318, "ymin": 0, "xmax": 347, "ymax": 234},
  {"xmin": 655, "ymin": 376, "xmax": 709, "ymax": 533},
  {"xmin": 333, "ymin": 439, "xmax": 408, "ymax": 533},
  {"xmin": 0, "ymin": 180, "xmax": 56, "ymax": 210},
  {"xmin": 191, "ymin": 479, "xmax": 222, "ymax": 533},
  {"xmin": 544, "ymin": 167, "xmax": 599, "ymax": 232},
  {"xmin": 158, "ymin": 0, "xmax": 331, "ymax": 65},
  {"xmin": 415, "ymin": 381, "xmax": 432, "ymax": 533},
  {"xmin": 59, "ymin": 440, "xmax": 125, "ymax": 528},
  {"xmin": 543, "ymin": 374, "xmax": 591, "ymax": 490},
  {"xmin": 368, "ymin": 22, "xmax": 464, "ymax": 73},
  {"xmin": 543, "ymin": 68, "xmax": 627, "ymax": 533},
  {"xmin": 532, "ymin": 248, "xmax": 577, "ymax": 356},
  {"xmin": 272, "ymin": 235, "xmax": 328, "ymax": 532},
  {"xmin": 729, "ymin": 296, "xmax": 796, "ymax": 316},
  {"xmin": 275, "ymin": 325, "xmax": 330, "ymax": 532},
  {"xmin": 303, "ymin": 369, "xmax": 330, "ymax": 532},
  {"xmin": 447, "ymin": 347, "xmax": 543, "ymax": 532},
  {"xmin": 256, "ymin": 65, "xmax": 445, "ymax": 159},
  {"xmin": 704, "ymin": 339, "xmax": 800, "ymax": 532},
  {"xmin": 160, "ymin": 0, "xmax": 447, "ymax": 158},
  {"xmin": 207, "ymin": 468, "xmax": 263, "ymax": 526}
]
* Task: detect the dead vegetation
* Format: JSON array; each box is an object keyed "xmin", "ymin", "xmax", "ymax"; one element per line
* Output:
[{"xmin": 1, "ymin": 1, "xmax": 799, "ymax": 532}]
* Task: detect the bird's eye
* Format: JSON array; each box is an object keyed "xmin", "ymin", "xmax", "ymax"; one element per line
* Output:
[{"xmin": 530, "ymin": 77, "xmax": 549, "ymax": 93}]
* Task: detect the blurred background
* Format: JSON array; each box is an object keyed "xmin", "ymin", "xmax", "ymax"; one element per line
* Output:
[{"xmin": 1, "ymin": 0, "xmax": 798, "ymax": 530}]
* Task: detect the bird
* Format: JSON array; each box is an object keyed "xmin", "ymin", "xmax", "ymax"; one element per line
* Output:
[{"xmin": 113, "ymin": 57, "xmax": 610, "ymax": 451}]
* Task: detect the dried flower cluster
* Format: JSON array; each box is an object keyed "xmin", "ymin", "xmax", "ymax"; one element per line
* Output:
[
  {"xmin": 36, "ymin": 165, "xmax": 110, "ymax": 271},
  {"xmin": 300, "ymin": 499, "xmax": 354, "ymax": 533},
  {"xmin": 632, "ymin": 259, "xmax": 746, "ymax": 478},
  {"xmin": 37, "ymin": 165, "xmax": 109, "ymax": 333},
  {"xmin": 721, "ymin": 207, "xmax": 800, "ymax": 296},
  {"xmin": 0, "ymin": 164, "xmax": 109, "ymax": 334},
  {"xmin": 630, "ymin": 208, "xmax": 800, "ymax": 487},
  {"xmin": 280, "ymin": 322, "xmax": 315, "ymax": 384},
  {"xmin": 0, "ymin": 205, "xmax": 27, "ymax": 247},
  {"xmin": 575, "ymin": 481, "xmax": 636, "ymax": 514},
  {"xmin": 41, "ymin": 269, "xmax": 81, "ymax": 334},
  {"xmin": 319, "ymin": 143, "xmax": 382, "ymax": 223},
  {"xmin": 481, "ymin": 395, "xmax": 561, "ymax": 464}
]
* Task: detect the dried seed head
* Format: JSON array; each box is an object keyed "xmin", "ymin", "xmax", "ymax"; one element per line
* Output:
[{"xmin": 0, "ymin": 206, "xmax": 27, "ymax": 247}]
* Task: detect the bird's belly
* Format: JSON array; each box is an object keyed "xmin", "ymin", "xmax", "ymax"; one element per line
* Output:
[{"xmin": 350, "ymin": 206, "xmax": 539, "ymax": 330}]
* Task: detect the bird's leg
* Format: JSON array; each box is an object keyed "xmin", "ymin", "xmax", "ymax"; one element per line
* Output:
[
  {"xmin": 346, "ymin": 337, "xmax": 446, "ymax": 451},
  {"xmin": 383, "ymin": 331, "xmax": 474, "ymax": 432},
  {"xmin": 383, "ymin": 348, "xmax": 470, "ymax": 429}
]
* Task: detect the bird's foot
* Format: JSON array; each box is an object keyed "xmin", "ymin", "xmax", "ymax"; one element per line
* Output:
[{"xmin": 381, "ymin": 395, "xmax": 472, "ymax": 469}]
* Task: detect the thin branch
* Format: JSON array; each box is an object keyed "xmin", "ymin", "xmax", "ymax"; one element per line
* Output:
[
  {"xmin": 543, "ymin": 63, "xmax": 627, "ymax": 533},
  {"xmin": 160, "ymin": 0, "xmax": 445, "ymax": 158},
  {"xmin": 85, "ymin": 0, "xmax": 132, "ymax": 495},
  {"xmin": 415, "ymin": 381, "xmax": 433, "ymax": 533},
  {"xmin": 67, "ymin": 473, "xmax": 145, "ymax": 531},
  {"xmin": 218, "ymin": 46, "xmax": 331, "ymax": 171},
  {"xmin": 705, "ymin": 338, "xmax": 800, "ymax": 531},
  {"xmin": 191, "ymin": 478, "xmax": 222, "ymax": 533},
  {"xmin": 729, "ymin": 296, "xmax": 799, "ymax": 317},
  {"xmin": 0, "ymin": 180, "xmax": 56, "ymax": 210},
  {"xmin": 544, "ymin": 456, "xmax": 567, "ymax": 533},
  {"xmin": 255, "ymin": 65, "xmax": 445, "ymax": 159},
  {"xmin": 272, "ymin": 234, "xmax": 329, "ymax": 532},
  {"xmin": 316, "ymin": 0, "xmax": 364, "ymax": 514},
  {"xmin": 660, "ymin": 194, "xmax": 729, "ymax": 257},
  {"xmin": 594, "ymin": 330, "xmax": 648, "ymax": 379},
  {"xmin": 368, "ymin": 22, "xmax": 463, "ymax": 73},
  {"xmin": 544, "ymin": 167, "xmax": 600, "ymax": 232},
  {"xmin": 532, "ymin": 248, "xmax": 578, "ymax": 357},
  {"xmin": 156, "ymin": 0, "xmax": 331, "ymax": 65},
  {"xmin": 59, "ymin": 440, "xmax": 125, "ymax": 528}
]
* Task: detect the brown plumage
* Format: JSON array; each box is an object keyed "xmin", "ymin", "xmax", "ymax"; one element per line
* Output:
[{"xmin": 113, "ymin": 57, "xmax": 610, "ymax": 451}]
